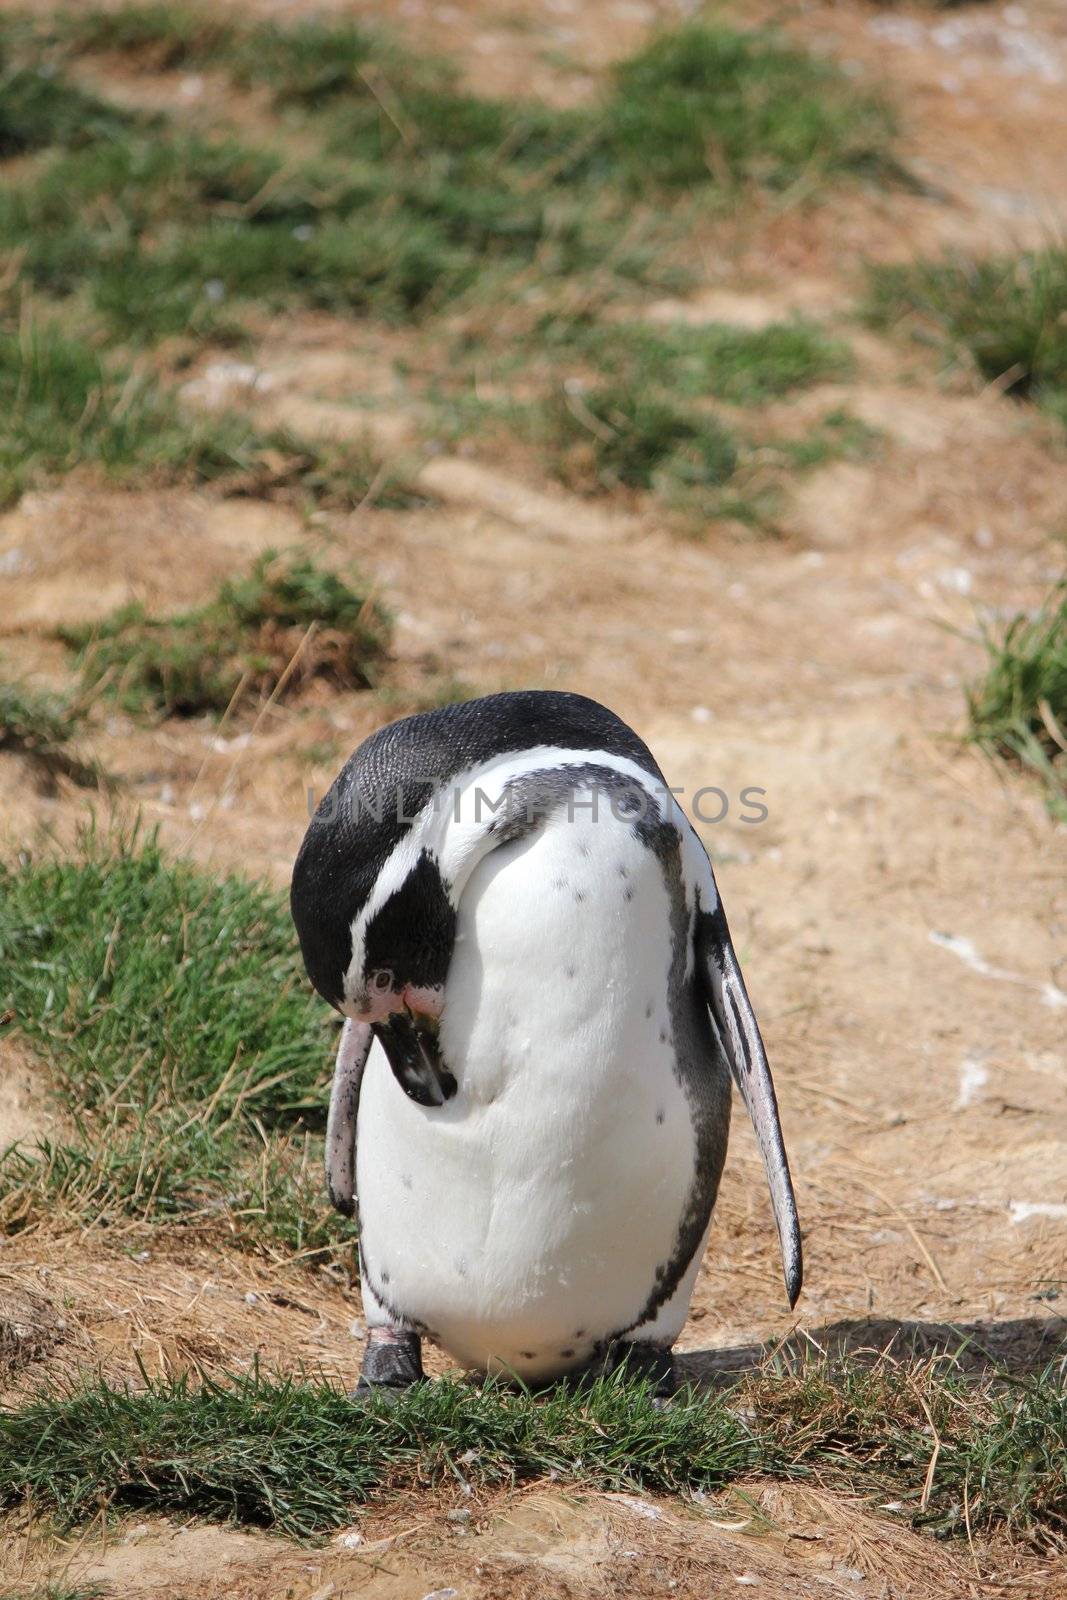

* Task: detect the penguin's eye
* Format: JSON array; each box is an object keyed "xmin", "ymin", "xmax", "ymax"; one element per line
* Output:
[{"xmin": 371, "ymin": 968, "xmax": 394, "ymax": 993}]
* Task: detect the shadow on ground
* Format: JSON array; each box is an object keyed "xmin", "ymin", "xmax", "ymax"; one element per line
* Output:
[{"xmin": 677, "ymin": 1314, "xmax": 1067, "ymax": 1386}]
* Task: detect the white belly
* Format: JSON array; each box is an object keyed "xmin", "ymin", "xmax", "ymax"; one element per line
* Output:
[{"xmin": 356, "ymin": 802, "xmax": 713, "ymax": 1379}]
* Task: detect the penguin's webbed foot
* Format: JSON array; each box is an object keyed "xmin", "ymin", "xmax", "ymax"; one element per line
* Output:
[
  {"xmin": 352, "ymin": 1327, "xmax": 424, "ymax": 1400},
  {"xmin": 605, "ymin": 1340, "xmax": 677, "ymax": 1405}
]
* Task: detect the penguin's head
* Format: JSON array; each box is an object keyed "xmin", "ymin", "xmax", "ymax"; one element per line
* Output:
[
  {"xmin": 292, "ymin": 826, "xmax": 456, "ymax": 1027},
  {"xmin": 291, "ymin": 750, "xmax": 464, "ymax": 1109}
]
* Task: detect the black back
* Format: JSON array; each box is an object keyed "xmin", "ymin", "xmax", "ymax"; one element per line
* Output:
[{"xmin": 290, "ymin": 690, "xmax": 665, "ymax": 1006}]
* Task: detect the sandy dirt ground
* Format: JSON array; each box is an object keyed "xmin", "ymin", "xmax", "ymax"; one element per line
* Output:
[{"xmin": 1, "ymin": 1, "xmax": 1066, "ymax": 1596}]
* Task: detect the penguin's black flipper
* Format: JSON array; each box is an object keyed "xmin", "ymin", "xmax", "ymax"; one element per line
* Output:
[
  {"xmin": 697, "ymin": 902, "xmax": 803, "ymax": 1309},
  {"xmin": 325, "ymin": 1018, "xmax": 373, "ymax": 1218}
]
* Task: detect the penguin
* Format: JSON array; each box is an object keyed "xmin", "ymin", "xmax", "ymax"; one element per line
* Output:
[{"xmin": 291, "ymin": 689, "xmax": 800, "ymax": 1397}]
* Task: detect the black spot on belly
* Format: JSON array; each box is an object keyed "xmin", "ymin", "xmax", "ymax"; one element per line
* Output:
[
  {"xmin": 552, "ymin": 877, "xmax": 567, "ymax": 890},
  {"xmin": 656, "ymin": 1108, "xmax": 665, "ymax": 1125},
  {"xmin": 380, "ymin": 1268, "xmax": 391, "ymax": 1284},
  {"xmin": 574, "ymin": 889, "xmax": 586, "ymax": 904},
  {"xmin": 520, "ymin": 1351, "xmax": 536, "ymax": 1360},
  {"xmin": 560, "ymin": 1347, "xmax": 575, "ymax": 1358},
  {"xmin": 644, "ymin": 1000, "xmax": 654, "ymax": 1019},
  {"xmin": 454, "ymin": 1257, "xmax": 468, "ymax": 1278},
  {"xmin": 624, "ymin": 887, "xmax": 634, "ymax": 902},
  {"xmin": 617, "ymin": 863, "xmax": 628, "ymax": 879},
  {"xmin": 659, "ymin": 1028, "xmax": 668, "ymax": 1044},
  {"xmin": 565, "ymin": 964, "xmax": 576, "ymax": 979},
  {"xmin": 401, "ymin": 1174, "xmax": 413, "ymax": 1190},
  {"xmin": 573, "ymin": 1328, "xmax": 586, "ymax": 1339}
]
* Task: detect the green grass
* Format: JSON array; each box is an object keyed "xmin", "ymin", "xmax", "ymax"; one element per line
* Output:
[
  {"xmin": 57, "ymin": 6, "xmax": 428, "ymax": 107},
  {"xmin": 966, "ymin": 584, "xmax": 1067, "ymax": 819},
  {"xmin": 0, "ymin": 13, "xmax": 898, "ymax": 350},
  {"xmin": 602, "ymin": 25, "xmax": 895, "ymax": 191},
  {"xmin": 54, "ymin": 5, "xmax": 239, "ymax": 72},
  {"xmin": 760, "ymin": 405, "xmax": 880, "ymax": 470},
  {"xmin": 554, "ymin": 383, "xmax": 739, "ymax": 495},
  {"xmin": 0, "ymin": 319, "xmax": 235, "ymax": 505},
  {"xmin": 866, "ymin": 251, "xmax": 1067, "ymax": 423},
  {"xmin": 568, "ymin": 318, "xmax": 853, "ymax": 406},
  {"xmin": 0, "ymin": 833, "xmax": 331, "ymax": 1118},
  {"xmin": 426, "ymin": 317, "xmax": 860, "ymax": 521},
  {"xmin": 544, "ymin": 381, "xmax": 872, "ymax": 526},
  {"xmin": 62, "ymin": 550, "xmax": 391, "ymax": 719},
  {"xmin": 0, "ymin": 834, "xmax": 348, "ymax": 1262},
  {"xmin": 0, "ymin": 12, "xmax": 898, "ymax": 519},
  {"xmin": 0, "ymin": 681, "xmax": 101, "ymax": 788},
  {"xmin": 0, "ymin": 122, "xmax": 628, "ymax": 342},
  {"xmin": 0, "ymin": 48, "xmax": 139, "ymax": 155},
  {"xmin": 57, "ymin": 8, "xmax": 895, "ymax": 190},
  {"xmin": 0, "ymin": 1357, "xmax": 1062, "ymax": 1545},
  {"xmin": 0, "ymin": 320, "xmax": 415, "ymax": 509}
]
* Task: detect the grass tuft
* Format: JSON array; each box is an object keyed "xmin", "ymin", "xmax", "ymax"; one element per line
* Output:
[
  {"xmin": 605, "ymin": 24, "xmax": 896, "ymax": 190},
  {"xmin": 0, "ymin": 833, "xmax": 332, "ymax": 1119},
  {"xmin": 54, "ymin": 4, "xmax": 236, "ymax": 71},
  {"xmin": 0, "ymin": 320, "xmax": 413, "ymax": 508},
  {"xmin": 0, "ymin": 1358, "xmax": 1062, "ymax": 1544},
  {"xmin": 0, "ymin": 49, "xmax": 139, "ymax": 156},
  {"xmin": 555, "ymin": 383, "xmax": 738, "ymax": 497},
  {"xmin": 542, "ymin": 317, "xmax": 852, "ymax": 406},
  {"xmin": 0, "ymin": 833, "xmax": 347, "ymax": 1261},
  {"xmin": 866, "ymin": 250, "xmax": 1067, "ymax": 423},
  {"xmin": 0, "ymin": 320, "xmax": 227, "ymax": 505},
  {"xmin": 966, "ymin": 584, "xmax": 1067, "ymax": 819},
  {"xmin": 427, "ymin": 314, "xmax": 866, "ymax": 523},
  {"xmin": 61, "ymin": 551, "xmax": 390, "ymax": 719},
  {"xmin": 59, "ymin": 5, "xmax": 421, "ymax": 107},
  {"xmin": 0, "ymin": 681, "xmax": 101, "ymax": 789},
  {"xmin": 760, "ymin": 405, "xmax": 880, "ymax": 471}
]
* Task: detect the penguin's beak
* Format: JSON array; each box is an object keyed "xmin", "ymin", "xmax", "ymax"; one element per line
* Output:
[
  {"xmin": 699, "ymin": 903, "xmax": 803, "ymax": 1310},
  {"xmin": 375, "ymin": 1007, "xmax": 457, "ymax": 1108}
]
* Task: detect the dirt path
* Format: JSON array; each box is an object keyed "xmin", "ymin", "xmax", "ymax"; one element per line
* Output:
[{"xmin": 1, "ymin": 2, "xmax": 1066, "ymax": 1597}]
